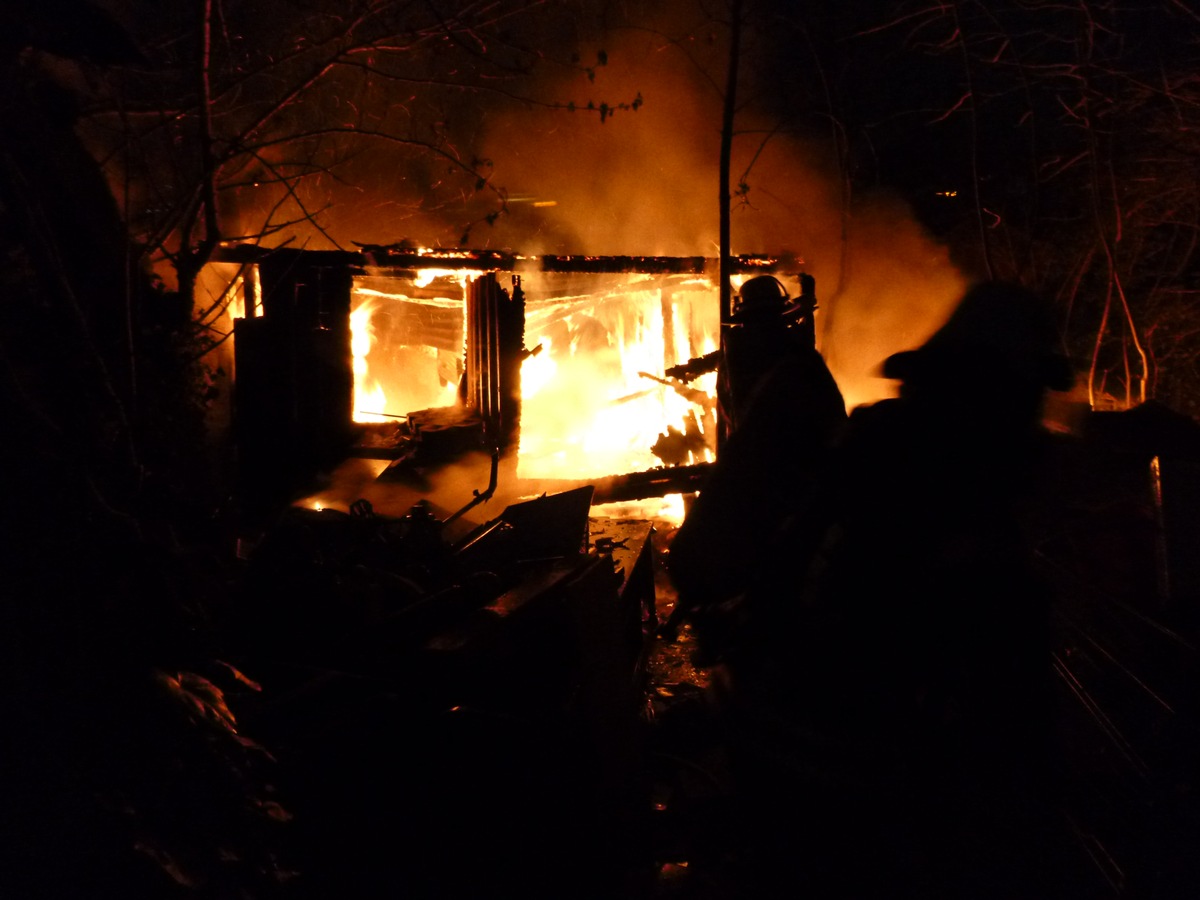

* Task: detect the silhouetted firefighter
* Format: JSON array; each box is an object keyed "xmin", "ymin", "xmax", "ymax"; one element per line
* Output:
[
  {"xmin": 692, "ymin": 281, "xmax": 1074, "ymax": 898},
  {"xmin": 661, "ymin": 273, "xmax": 845, "ymax": 641}
]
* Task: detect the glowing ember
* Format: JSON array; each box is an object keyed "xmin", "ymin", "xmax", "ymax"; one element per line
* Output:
[{"xmin": 592, "ymin": 493, "xmax": 687, "ymax": 522}]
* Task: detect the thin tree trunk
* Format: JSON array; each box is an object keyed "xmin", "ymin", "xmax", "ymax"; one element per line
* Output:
[
  {"xmin": 719, "ymin": 0, "xmax": 742, "ymax": 326},
  {"xmin": 716, "ymin": 0, "xmax": 742, "ymax": 450},
  {"xmin": 178, "ymin": 0, "xmax": 221, "ymax": 307},
  {"xmin": 1088, "ymin": 276, "xmax": 1113, "ymax": 409}
]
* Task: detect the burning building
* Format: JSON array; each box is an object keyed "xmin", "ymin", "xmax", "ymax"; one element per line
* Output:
[{"xmin": 208, "ymin": 243, "xmax": 806, "ymax": 515}]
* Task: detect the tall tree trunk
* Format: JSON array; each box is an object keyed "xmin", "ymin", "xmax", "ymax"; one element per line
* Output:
[
  {"xmin": 719, "ymin": 0, "xmax": 742, "ymax": 326},
  {"xmin": 717, "ymin": 0, "xmax": 742, "ymax": 449}
]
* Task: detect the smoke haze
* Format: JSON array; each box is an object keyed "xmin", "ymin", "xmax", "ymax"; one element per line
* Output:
[{"xmin": 473, "ymin": 14, "xmax": 967, "ymax": 408}]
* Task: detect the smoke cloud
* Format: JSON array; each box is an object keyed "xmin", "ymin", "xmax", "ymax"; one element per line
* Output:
[{"xmin": 473, "ymin": 14, "xmax": 967, "ymax": 408}]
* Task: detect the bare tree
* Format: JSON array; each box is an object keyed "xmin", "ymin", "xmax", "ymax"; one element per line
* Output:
[
  {"xmin": 849, "ymin": 0, "xmax": 1200, "ymax": 411},
  {"xmin": 80, "ymin": 0, "xmax": 640, "ymax": 310}
]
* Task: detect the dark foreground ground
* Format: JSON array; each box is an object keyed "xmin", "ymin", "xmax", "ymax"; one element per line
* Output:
[
  {"xmin": 6, "ymin": 410, "xmax": 1200, "ymax": 899},
  {"xmin": 642, "ymin": 539, "xmax": 1200, "ymax": 900}
]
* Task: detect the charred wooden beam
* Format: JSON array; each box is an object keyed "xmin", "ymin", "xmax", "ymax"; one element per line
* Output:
[
  {"xmin": 211, "ymin": 244, "xmax": 803, "ymax": 277},
  {"xmin": 533, "ymin": 255, "xmax": 752, "ymax": 275},
  {"xmin": 519, "ymin": 462, "xmax": 713, "ymax": 505}
]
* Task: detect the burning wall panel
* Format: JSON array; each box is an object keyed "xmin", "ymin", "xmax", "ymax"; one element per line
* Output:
[{"xmin": 351, "ymin": 276, "xmax": 468, "ymax": 422}]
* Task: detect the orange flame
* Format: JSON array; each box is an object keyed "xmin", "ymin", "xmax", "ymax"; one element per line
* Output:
[
  {"xmin": 350, "ymin": 280, "xmax": 470, "ymax": 422},
  {"xmin": 351, "ymin": 272, "xmax": 720, "ymax": 499},
  {"xmin": 518, "ymin": 277, "xmax": 718, "ymax": 481}
]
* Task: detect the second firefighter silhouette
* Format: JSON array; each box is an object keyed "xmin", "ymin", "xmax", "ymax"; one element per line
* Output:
[{"xmin": 662, "ymin": 274, "xmax": 846, "ymax": 641}]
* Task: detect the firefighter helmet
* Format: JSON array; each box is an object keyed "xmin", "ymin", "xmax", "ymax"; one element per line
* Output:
[
  {"xmin": 882, "ymin": 281, "xmax": 1073, "ymax": 391},
  {"xmin": 729, "ymin": 275, "xmax": 806, "ymax": 324}
]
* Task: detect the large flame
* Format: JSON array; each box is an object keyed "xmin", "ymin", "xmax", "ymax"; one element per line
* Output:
[
  {"xmin": 350, "ymin": 269, "xmax": 720, "ymax": 495},
  {"xmin": 350, "ymin": 295, "xmax": 386, "ymax": 422},
  {"xmin": 518, "ymin": 277, "xmax": 718, "ymax": 481},
  {"xmin": 349, "ymin": 275, "xmax": 475, "ymax": 422}
]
